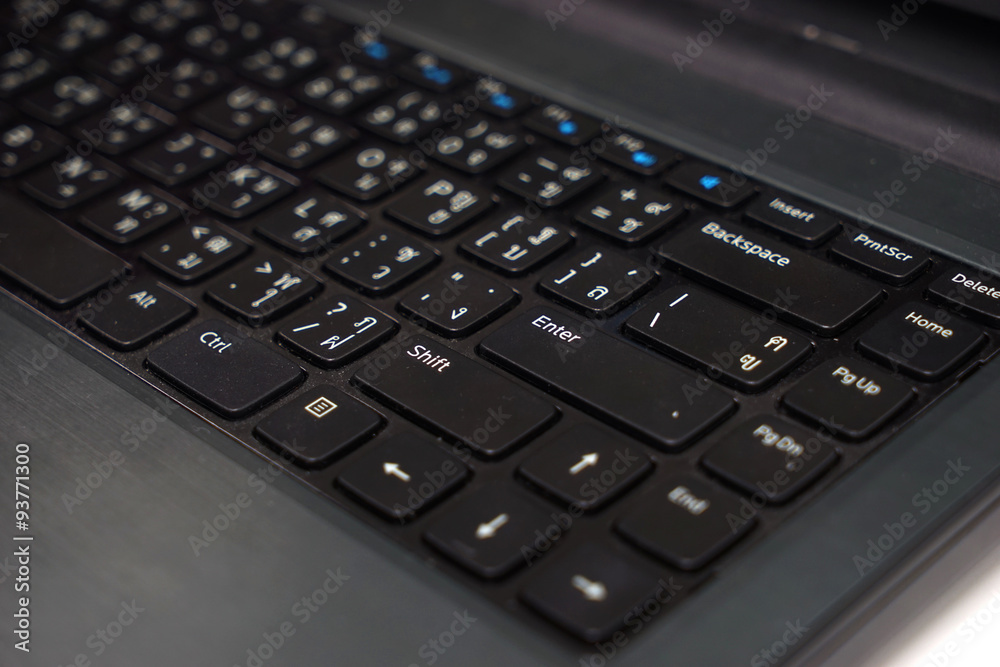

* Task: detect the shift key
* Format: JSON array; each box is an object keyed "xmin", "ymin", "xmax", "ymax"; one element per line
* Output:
[
  {"xmin": 352, "ymin": 335, "xmax": 557, "ymax": 457},
  {"xmin": 479, "ymin": 307, "xmax": 736, "ymax": 451}
]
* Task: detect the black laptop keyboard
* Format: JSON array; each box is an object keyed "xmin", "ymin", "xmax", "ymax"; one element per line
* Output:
[{"xmin": 3, "ymin": 0, "xmax": 1000, "ymax": 646}]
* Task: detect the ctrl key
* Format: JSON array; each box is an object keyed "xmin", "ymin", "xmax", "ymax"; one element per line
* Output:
[{"xmin": 146, "ymin": 320, "xmax": 305, "ymax": 419}]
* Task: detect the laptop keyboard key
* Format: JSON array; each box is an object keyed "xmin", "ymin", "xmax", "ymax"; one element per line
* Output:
[
  {"xmin": 204, "ymin": 255, "xmax": 321, "ymax": 325},
  {"xmin": 130, "ymin": 130, "xmax": 231, "ymax": 186},
  {"xmin": 424, "ymin": 484, "xmax": 561, "ymax": 578},
  {"xmin": 927, "ymin": 266, "xmax": 1000, "ymax": 327},
  {"xmin": 397, "ymin": 52, "xmax": 463, "ymax": 92},
  {"xmin": 745, "ymin": 191, "xmax": 841, "ymax": 247},
  {"xmin": 148, "ymin": 58, "xmax": 229, "ymax": 111},
  {"xmin": 359, "ymin": 87, "xmax": 446, "ymax": 143},
  {"xmin": 315, "ymin": 142, "xmax": 422, "ymax": 201},
  {"xmin": 575, "ymin": 184, "xmax": 683, "ymax": 244},
  {"xmin": 78, "ymin": 278, "xmax": 195, "ymax": 350},
  {"xmin": 624, "ymin": 285, "xmax": 813, "ymax": 392},
  {"xmin": 353, "ymin": 335, "xmax": 558, "ymax": 457},
  {"xmin": 523, "ymin": 103, "xmax": 601, "ymax": 146},
  {"xmin": 459, "ymin": 213, "xmax": 572, "ymax": 275},
  {"xmin": 0, "ymin": 194, "xmax": 130, "ymax": 308},
  {"xmin": 257, "ymin": 112, "xmax": 351, "ymax": 169},
  {"xmin": 0, "ymin": 123, "xmax": 66, "ymax": 178},
  {"xmin": 430, "ymin": 114, "xmax": 526, "ymax": 174},
  {"xmin": 238, "ymin": 36, "xmax": 322, "ymax": 87},
  {"xmin": 657, "ymin": 218, "xmax": 885, "ymax": 336},
  {"xmin": 191, "ymin": 162, "xmax": 295, "ymax": 218},
  {"xmin": 665, "ymin": 160, "xmax": 755, "ymax": 208},
  {"xmin": 617, "ymin": 474, "xmax": 755, "ymax": 570},
  {"xmin": 192, "ymin": 85, "xmax": 287, "ymax": 140},
  {"xmin": 520, "ymin": 543, "xmax": 677, "ymax": 642},
  {"xmin": 857, "ymin": 301, "xmax": 986, "ymax": 380},
  {"xmin": 479, "ymin": 307, "xmax": 736, "ymax": 451},
  {"xmin": 19, "ymin": 75, "xmax": 109, "ymax": 127},
  {"xmin": 142, "ymin": 220, "xmax": 250, "ymax": 283},
  {"xmin": 254, "ymin": 190, "xmax": 363, "ymax": 255},
  {"xmin": 599, "ymin": 129, "xmax": 675, "ymax": 175},
  {"xmin": 325, "ymin": 228, "xmax": 438, "ymax": 294},
  {"xmin": 499, "ymin": 149, "xmax": 603, "ymax": 207},
  {"xmin": 79, "ymin": 187, "xmax": 183, "ymax": 244},
  {"xmin": 277, "ymin": 296, "xmax": 398, "ymax": 368},
  {"xmin": 20, "ymin": 154, "xmax": 121, "ymax": 209},
  {"xmin": 385, "ymin": 173, "xmax": 493, "ymax": 236},
  {"xmin": 701, "ymin": 417, "xmax": 839, "ymax": 504},
  {"xmin": 830, "ymin": 226, "xmax": 932, "ymax": 285},
  {"xmin": 518, "ymin": 424, "xmax": 652, "ymax": 511},
  {"xmin": 338, "ymin": 432, "xmax": 470, "ymax": 521},
  {"xmin": 782, "ymin": 358, "xmax": 915, "ymax": 439},
  {"xmin": 397, "ymin": 266, "xmax": 518, "ymax": 337},
  {"xmin": 146, "ymin": 319, "xmax": 305, "ymax": 419},
  {"xmin": 472, "ymin": 77, "xmax": 533, "ymax": 118},
  {"xmin": 254, "ymin": 385, "xmax": 383, "ymax": 468},
  {"xmin": 538, "ymin": 247, "xmax": 656, "ymax": 315}
]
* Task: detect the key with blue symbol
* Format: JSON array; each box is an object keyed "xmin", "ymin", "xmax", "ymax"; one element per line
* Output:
[
  {"xmin": 474, "ymin": 77, "xmax": 534, "ymax": 117},
  {"xmin": 598, "ymin": 129, "xmax": 676, "ymax": 175},
  {"xmin": 524, "ymin": 103, "xmax": 601, "ymax": 146},
  {"xmin": 665, "ymin": 159, "xmax": 757, "ymax": 208},
  {"xmin": 399, "ymin": 52, "xmax": 463, "ymax": 92}
]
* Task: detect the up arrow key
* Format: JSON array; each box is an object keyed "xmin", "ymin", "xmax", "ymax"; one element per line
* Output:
[
  {"xmin": 475, "ymin": 513, "xmax": 509, "ymax": 540},
  {"xmin": 569, "ymin": 453, "xmax": 599, "ymax": 475},
  {"xmin": 382, "ymin": 462, "xmax": 411, "ymax": 482}
]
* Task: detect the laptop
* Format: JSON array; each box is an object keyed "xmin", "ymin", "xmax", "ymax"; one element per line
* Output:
[{"xmin": 1, "ymin": 0, "xmax": 999, "ymax": 664}]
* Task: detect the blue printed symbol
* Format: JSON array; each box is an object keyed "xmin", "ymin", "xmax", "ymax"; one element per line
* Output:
[
  {"xmin": 364, "ymin": 42, "xmax": 389, "ymax": 61},
  {"xmin": 423, "ymin": 65, "xmax": 452, "ymax": 85},
  {"xmin": 632, "ymin": 151, "xmax": 657, "ymax": 168},
  {"xmin": 558, "ymin": 120, "xmax": 578, "ymax": 136},
  {"xmin": 699, "ymin": 175, "xmax": 721, "ymax": 190},
  {"xmin": 490, "ymin": 93, "xmax": 515, "ymax": 110}
]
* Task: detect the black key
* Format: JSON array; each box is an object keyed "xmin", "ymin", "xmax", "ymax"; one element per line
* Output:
[
  {"xmin": 192, "ymin": 85, "xmax": 289, "ymax": 141},
  {"xmin": 397, "ymin": 51, "xmax": 463, "ymax": 92},
  {"xmin": 129, "ymin": 130, "xmax": 231, "ymax": 186},
  {"xmin": 424, "ymin": 484, "xmax": 562, "ymax": 578},
  {"xmin": 664, "ymin": 160, "xmax": 755, "ymax": 208},
  {"xmin": 538, "ymin": 247, "xmax": 656, "ymax": 315},
  {"xmin": 518, "ymin": 425, "xmax": 652, "ymax": 511},
  {"xmin": 656, "ymin": 219, "xmax": 885, "ymax": 336},
  {"xmin": 347, "ymin": 35, "xmax": 410, "ymax": 69},
  {"xmin": 927, "ymin": 266, "xmax": 1000, "ymax": 327},
  {"xmin": 146, "ymin": 319, "xmax": 304, "ymax": 418},
  {"xmin": 459, "ymin": 212, "xmax": 571, "ymax": 275},
  {"xmin": 85, "ymin": 33, "xmax": 167, "ymax": 84},
  {"xmin": 315, "ymin": 143, "xmax": 422, "ymax": 201},
  {"xmin": 325, "ymin": 228, "xmax": 437, "ymax": 294},
  {"xmin": 130, "ymin": 0, "xmax": 207, "ymax": 38},
  {"xmin": 617, "ymin": 474, "xmax": 755, "ymax": 570},
  {"xmin": 338, "ymin": 432, "xmax": 470, "ymax": 521},
  {"xmin": 479, "ymin": 307, "xmax": 736, "ymax": 451},
  {"xmin": 238, "ymin": 36, "xmax": 321, "ymax": 87},
  {"xmin": 745, "ymin": 191, "xmax": 841, "ymax": 247},
  {"xmin": 73, "ymin": 104, "xmax": 172, "ymax": 156},
  {"xmin": 277, "ymin": 296, "xmax": 398, "ymax": 368},
  {"xmin": 498, "ymin": 150, "xmax": 603, "ymax": 208},
  {"xmin": 204, "ymin": 255, "xmax": 320, "ymax": 325},
  {"xmin": 623, "ymin": 285, "xmax": 813, "ymax": 392},
  {"xmin": 353, "ymin": 335, "xmax": 557, "ymax": 457},
  {"xmin": 79, "ymin": 186, "xmax": 182, "ymax": 244},
  {"xmin": 830, "ymin": 226, "xmax": 931, "ymax": 285},
  {"xmin": 782, "ymin": 358, "xmax": 915, "ymax": 439},
  {"xmin": 20, "ymin": 154, "xmax": 122, "ymax": 209},
  {"xmin": 148, "ymin": 57, "xmax": 228, "ymax": 111},
  {"xmin": 257, "ymin": 112, "xmax": 351, "ymax": 169},
  {"xmin": 857, "ymin": 301, "xmax": 986, "ymax": 380},
  {"xmin": 0, "ymin": 49, "xmax": 55, "ymax": 99},
  {"xmin": 40, "ymin": 10, "xmax": 113, "ymax": 57},
  {"xmin": 521, "ymin": 544, "xmax": 678, "ymax": 642},
  {"xmin": 0, "ymin": 122, "xmax": 66, "ymax": 178},
  {"xmin": 254, "ymin": 385, "xmax": 383, "ymax": 467},
  {"xmin": 191, "ymin": 162, "xmax": 295, "ymax": 218},
  {"xmin": 182, "ymin": 15, "xmax": 265, "ymax": 62},
  {"xmin": 575, "ymin": 184, "xmax": 682, "ymax": 244},
  {"xmin": 429, "ymin": 114, "xmax": 525, "ymax": 174},
  {"xmin": 599, "ymin": 129, "xmax": 675, "ymax": 176},
  {"xmin": 523, "ymin": 103, "xmax": 601, "ymax": 146},
  {"xmin": 701, "ymin": 417, "xmax": 839, "ymax": 504},
  {"xmin": 385, "ymin": 173, "xmax": 493, "ymax": 236},
  {"xmin": 253, "ymin": 190, "xmax": 362, "ymax": 255},
  {"xmin": 0, "ymin": 194, "xmax": 130, "ymax": 308},
  {"xmin": 141, "ymin": 220, "xmax": 250, "ymax": 283},
  {"xmin": 78, "ymin": 279, "xmax": 195, "ymax": 350},
  {"xmin": 294, "ymin": 64, "xmax": 390, "ymax": 116},
  {"xmin": 19, "ymin": 75, "xmax": 109, "ymax": 127},
  {"xmin": 398, "ymin": 266, "xmax": 518, "ymax": 337},
  {"xmin": 358, "ymin": 87, "xmax": 446, "ymax": 143},
  {"xmin": 472, "ymin": 77, "xmax": 533, "ymax": 118}
]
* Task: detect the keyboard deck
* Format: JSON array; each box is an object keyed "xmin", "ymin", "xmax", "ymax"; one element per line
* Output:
[{"xmin": 2, "ymin": 0, "xmax": 999, "ymax": 646}]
